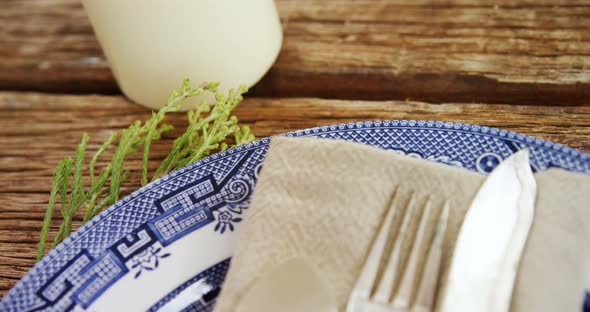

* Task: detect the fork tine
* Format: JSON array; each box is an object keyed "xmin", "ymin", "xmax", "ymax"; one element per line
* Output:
[
  {"xmin": 413, "ymin": 201, "xmax": 450, "ymax": 312},
  {"xmin": 373, "ymin": 193, "xmax": 417, "ymax": 304},
  {"xmin": 348, "ymin": 193, "xmax": 449, "ymax": 312},
  {"xmin": 392, "ymin": 198, "xmax": 435, "ymax": 309},
  {"xmin": 349, "ymin": 189, "xmax": 400, "ymax": 301}
]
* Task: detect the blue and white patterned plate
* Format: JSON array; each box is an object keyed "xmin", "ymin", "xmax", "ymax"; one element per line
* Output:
[{"xmin": 2, "ymin": 120, "xmax": 590, "ymax": 311}]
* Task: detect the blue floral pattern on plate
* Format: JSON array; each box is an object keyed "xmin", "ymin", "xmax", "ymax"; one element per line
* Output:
[{"xmin": 2, "ymin": 120, "xmax": 589, "ymax": 311}]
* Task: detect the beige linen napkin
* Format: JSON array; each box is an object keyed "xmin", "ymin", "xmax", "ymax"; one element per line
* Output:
[
  {"xmin": 511, "ymin": 169, "xmax": 590, "ymax": 311},
  {"xmin": 214, "ymin": 137, "xmax": 590, "ymax": 311}
]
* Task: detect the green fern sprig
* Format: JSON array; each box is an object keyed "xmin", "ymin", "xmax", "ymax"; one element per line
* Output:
[{"xmin": 36, "ymin": 79, "xmax": 254, "ymax": 261}]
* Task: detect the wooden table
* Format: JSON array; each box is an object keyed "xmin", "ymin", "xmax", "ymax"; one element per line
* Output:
[{"xmin": 0, "ymin": 0, "xmax": 589, "ymax": 297}]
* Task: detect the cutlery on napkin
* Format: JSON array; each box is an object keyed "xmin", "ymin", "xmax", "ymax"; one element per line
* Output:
[
  {"xmin": 213, "ymin": 136, "xmax": 484, "ymax": 311},
  {"xmin": 439, "ymin": 150, "xmax": 536, "ymax": 312},
  {"xmin": 213, "ymin": 137, "xmax": 590, "ymax": 312}
]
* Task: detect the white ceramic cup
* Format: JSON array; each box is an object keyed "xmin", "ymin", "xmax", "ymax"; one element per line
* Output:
[{"xmin": 82, "ymin": 0, "xmax": 283, "ymax": 110}]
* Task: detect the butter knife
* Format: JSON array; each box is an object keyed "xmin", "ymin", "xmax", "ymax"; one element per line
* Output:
[{"xmin": 439, "ymin": 150, "xmax": 536, "ymax": 312}]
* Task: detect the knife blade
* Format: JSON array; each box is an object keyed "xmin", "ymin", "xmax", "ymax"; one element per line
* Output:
[{"xmin": 439, "ymin": 150, "xmax": 536, "ymax": 312}]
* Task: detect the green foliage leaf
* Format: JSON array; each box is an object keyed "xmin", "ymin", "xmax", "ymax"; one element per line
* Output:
[{"xmin": 36, "ymin": 79, "xmax": 254, "ymax": 261}]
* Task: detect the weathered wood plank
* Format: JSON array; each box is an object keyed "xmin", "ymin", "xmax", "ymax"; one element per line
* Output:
[
  {"xmin": 1, "ymin": 0, "xmax": 589, "ymax": 104},
  {"xmin": 0, "ymin": 92, "xmax": 589, "ymax": 295}
]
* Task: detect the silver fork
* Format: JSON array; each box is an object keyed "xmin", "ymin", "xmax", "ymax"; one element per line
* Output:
[{"xmin": 347, "ymin": 192, "xmax": 450, "ymax": 312}]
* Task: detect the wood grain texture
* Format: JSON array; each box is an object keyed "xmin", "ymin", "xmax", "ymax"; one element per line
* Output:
[
  {"xmin": 0, "ymin": 92, "xmax": 589, "ymax": 295},
  {"xmin": 1, "ymin": 0, "xmax": 589, "ymax": 104}
]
